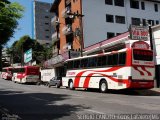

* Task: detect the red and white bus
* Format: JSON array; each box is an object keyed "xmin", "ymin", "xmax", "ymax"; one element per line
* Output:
[
  {"xmin": 62, "ymin": 41, "xmax": 155, "ymax": 92},
  {"xmin": 1, "ymin": 67, "xmax": 13, "ymax": 80},
  {"xmin": 12, "ymin": 66, "xmax": 40, "ymax": 84}
]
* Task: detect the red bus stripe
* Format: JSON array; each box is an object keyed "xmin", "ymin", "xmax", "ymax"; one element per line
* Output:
[
  {"xmin": 74, "ymin": 67, "xmax": 123, "ymax": 87},
  {"xmin": 83, "ymin": 73, "xmax": 128, "ymax": 88},
  {"xmin": 133, "ymin": 66, "xmax": 144, "ymax": 75},
  {"xmin": 141, "ymin": 66, "xmax": 152, "ymax": 76}
]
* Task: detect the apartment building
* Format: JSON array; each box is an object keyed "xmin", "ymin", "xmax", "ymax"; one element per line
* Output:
[
  {"xmin": 46, "ymin": 0, "xmax": 160, "ymax": 74},
  {"xmin": 50, "ymin": 0, "xmax": 160, "ymax": 56},
  {"xmin": 33, "ymin": 1, "xmax": 54, "ymax": 45}
]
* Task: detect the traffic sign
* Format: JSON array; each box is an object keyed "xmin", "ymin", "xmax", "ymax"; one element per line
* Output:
[{"xmin": 24, "ymin": 49, "xmax": 32, "ymax": 63}]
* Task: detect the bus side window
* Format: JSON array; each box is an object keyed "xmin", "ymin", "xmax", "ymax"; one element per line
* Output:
[
  {"xmin": 74, "ymin": 60, "xmax": 80, "ymax": 69},
  {"xmin": 81, "ymin": 58, "xmax": 88, "ymax": 68},
  {"xmin": 97, "ymin": 57, "xmax": 102, "ymax": 66},
  {"xmin": 101, "ymin": 56, "xmax": 107, "ymax": 66},
  {"xmin": 119, "ymin": 52, "xmax": 126, "ymax": 65},
  {"xmin": 68, "ymin": 61, "xmax": 73, "ymax": 69},
  {"xmin": 88, "ymin": 57, "xmax": 97, "ymax": 68},
  {"xmin": 108, "ymin": 54, "xmax": 118, "ymax": 66},
  {"xmin": 112, "ymin": 54, "xmax": 118, "ymax": 65},
  {"xmin": 108, "ymin": 55, "xmax": 112, "ymax": 66}
]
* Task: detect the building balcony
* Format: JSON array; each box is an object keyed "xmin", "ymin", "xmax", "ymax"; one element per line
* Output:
[
  {"xmin": 52, "ymin": 48, "xmax": 59, "ymax": 56},
  {"xmin": 61, "ymin": 6, "xmax": 71, "ymax": 18},
  {"xmin": 66, "ymin": 0, "xmax": 71, "ymax": 5},
  {"xmin": 62, "ymin": 24, "xmax": 73, "ymax": 35},
  {"xmin": 52, "ymin": 32, "xmax": 60, "ymax": 43},
  {"xmin": 51, "ymin": 16, "xmax": 59, "ymax": 26}
]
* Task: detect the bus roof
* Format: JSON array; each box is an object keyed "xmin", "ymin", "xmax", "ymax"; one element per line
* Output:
[
  {"xmin": 2, "ymin": 67, "xmax": 13, "ymax": 69},
  {"xmin": 13, "ymin": 66, "xmax": 39, "ymax": 69}
]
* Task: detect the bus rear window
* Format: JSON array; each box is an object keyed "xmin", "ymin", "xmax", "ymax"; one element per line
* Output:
[
  {"xmin": 27, "ymin": 67, "xmax": 39, "ymax": 75},
  {"xmin": 133, "ymin": 49, "xmax": 153, "ymax": 61}
]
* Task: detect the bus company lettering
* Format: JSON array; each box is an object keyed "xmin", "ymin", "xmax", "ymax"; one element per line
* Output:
[
  {"xmin": 133, "ymin": 60, "xmax": 140, "ymax": 64},
  {"xmin": 68, "ymin": 72, "xmax": 76, "ymax": 75},
  {"xmin": 144, "ymin": 61, "xmax": 154, "ymax": 65}
]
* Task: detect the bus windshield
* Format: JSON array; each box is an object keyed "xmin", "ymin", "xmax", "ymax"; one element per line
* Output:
[
  {"xmin": 13, "ymin": 68, "xmax": 25, "ymax": 73},
  {"xmin": 133, "ymin": 49, "xmax": 153, "ymax": 61}
]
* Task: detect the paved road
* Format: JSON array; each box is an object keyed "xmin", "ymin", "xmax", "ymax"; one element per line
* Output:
[{"xmin": 0, "ymin": 78, "xmax": 160, "ymax": 120}]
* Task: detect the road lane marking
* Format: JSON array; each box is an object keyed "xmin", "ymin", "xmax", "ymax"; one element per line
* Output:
[
  {"xmin": 30, "ymin": 96, "xmax": 48, "ymax": 102},
  {"xmin": 85, "ymin": 109, "xmax": 105, "ymax": 114}
]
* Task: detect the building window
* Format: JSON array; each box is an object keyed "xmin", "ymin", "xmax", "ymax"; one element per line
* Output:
[
  {"xmin": 105, "ymin": 0, "xmax": 113, "ymax": 5},
  {"xmin": 106, "ymin": 14, "xmax": 114, "ymax": 23},
  {"xmin": 46, "ymin": 36, "xmax": 50, "ymax": 38},
  {"xmin": 142, "ymin": 19, "xmax": 146, "ymax": 26},
  {"xmin": 155, "ymin": 4, "xmax": 158, "ymax": 12},
  {"xmin": 45, "ymin": 23, "xmax": 49, "ymax": 25},
  {"xmin": 115, "ymin": 15, "xmax": 125, "ymax": 24},
  {"xmin": 45, "ymin": 29, "xmax": 49, "ymax": 31},
  {"xmin": 117, "ymin": 33, "xmax": 121, "ymax": 36},
  {"xmin": 156, "ymin": 20, "xmax": 159, "ymax": 25},
  {"xmin": 45, "ymin": 16, "xmax": 49, "ymax": 18},
  {"xmin": 107, "ymin": 32, "xmax": 115, "ymax": 39},
  {"xmin": 130, "ymin": 0, "xmax": 139, "ymax": 9},
  {"xmin": 141, "ymin": 2, "xmax": 145, "ymax": 10},
  {"xmin": 148, "ymin": 20, "xmax": 154, "ymax": 26},
  {"xmin": 131, "ymin": 17, "xmax": 141, "ymax": 25},
  {"xmin": 114, "ymin": 0, "xmax": 124, "ymax": 7}
]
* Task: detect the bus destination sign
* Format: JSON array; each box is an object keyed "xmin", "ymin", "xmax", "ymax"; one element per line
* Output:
[{"xmin": 132, "ymin": 41, "xmax": 149, "ymax": 50}]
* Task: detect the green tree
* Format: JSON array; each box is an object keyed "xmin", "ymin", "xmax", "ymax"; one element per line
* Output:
[
  {"xmin": 9, "ymin": 35, "xmax": 53, "ymax": 66},
  {"xmin": 0, "ymin": 0, "xmax": 24, "ymax": 70}
]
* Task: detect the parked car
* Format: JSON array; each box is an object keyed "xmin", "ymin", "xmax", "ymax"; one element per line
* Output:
[{"xmin": 48, "ymin": 76, "xmax": 62, "ymax": 88}]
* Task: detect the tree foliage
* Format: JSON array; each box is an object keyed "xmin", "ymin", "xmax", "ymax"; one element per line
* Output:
[
  {"xmin": 0, "ymin": 0, "xmax": 24, "ymax": 46},
  {"xmin": 8, "ymin": 35, "xmax": 53, "ymax": 66},
  {"xmin": 0, "ymin": 0, "xmax": 24, "ymax": 70}
]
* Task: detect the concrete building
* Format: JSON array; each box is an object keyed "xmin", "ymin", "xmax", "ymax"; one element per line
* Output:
[
  {"xmin": 2, "ymin": 48, "xmax": 11, "ymax": 67},
  {"xmin": 33, "ymin": 1, "xmax": 54, "ymax": 45},
  {"xmin": 46, "ymin": 0, "xmax": 160, "ymax": 78},
  {"xmin": 152, "ymin": 25, "xmax": 160, "ymax": 87},
  {"xmin": 50, "ymin": 0, "xmax": 160, "ymax": 55}
]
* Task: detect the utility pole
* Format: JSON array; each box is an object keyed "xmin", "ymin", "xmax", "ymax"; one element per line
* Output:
[
  {"xmin": 67, "ymin": 11, "xmax": 84, "ymax": 57},
  {"xmin": 21, "ymin": 44, "xmax": 24, "ymax": 66},
  {"xmin": 146, "ymin": 20, "xmax": 153, "ymax": 50},
  {"xmin": 149, "ymin": 25, "xmax": 153, "ymax": 50}
]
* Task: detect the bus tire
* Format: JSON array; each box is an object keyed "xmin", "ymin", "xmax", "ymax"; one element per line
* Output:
[
  {"xmin": 99, "ymin": 80, "xmax": 108, "ymax": 93},
  {"xmin": 69, "ymin": 80, "xmax": 75, "ymax": 90},
  {"xmin": 36, "ymin": 82, "xmax": 41, "ymax": 86},
  {"xmin": 56, "ymin": 84, "xmax": 61, "ymax": 88}
]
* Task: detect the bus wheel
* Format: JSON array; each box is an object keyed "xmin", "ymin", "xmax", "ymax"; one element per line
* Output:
[
  {"xmin": 69, "ymin": 80, "xmax": 75, "ymax": 90},
  {"xmin": 36, "ymin": 82, "xmax": 41, "ymax": 86},
  {"xmin": 56, "ymin": 84, "xmax": 60, "ymax": 88},
  {"xmin": 99, "ymin": 80, "xmax": 108, "ymax": 93}
]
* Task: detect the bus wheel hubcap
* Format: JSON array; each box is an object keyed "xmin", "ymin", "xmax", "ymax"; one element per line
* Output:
[
  {"xmin": 70, "ymin": 82, "xmax": 73, "ymax": 88},
  {"xmin": 101, "ymin": 83, "xmax": 106, "ymax": 91}
]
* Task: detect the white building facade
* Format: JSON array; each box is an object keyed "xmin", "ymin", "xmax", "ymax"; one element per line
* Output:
[{"xmin": 82, "ymin": 0, "xmax": 160, "ymax": 47}]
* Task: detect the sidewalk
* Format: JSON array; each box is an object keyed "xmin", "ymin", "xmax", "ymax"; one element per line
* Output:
[
  {"xmin": 151, "ymin": 88, "xmax": 160, "ymax": 92},
  {"xmin": 134, "ymin": 88, "xmax": 160, "ymax": 96}
]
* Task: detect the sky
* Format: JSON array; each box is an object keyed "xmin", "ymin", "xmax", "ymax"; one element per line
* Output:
[{"xmin": 8, "ymin": 0, "xmax": 54, "ymax": 47}]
